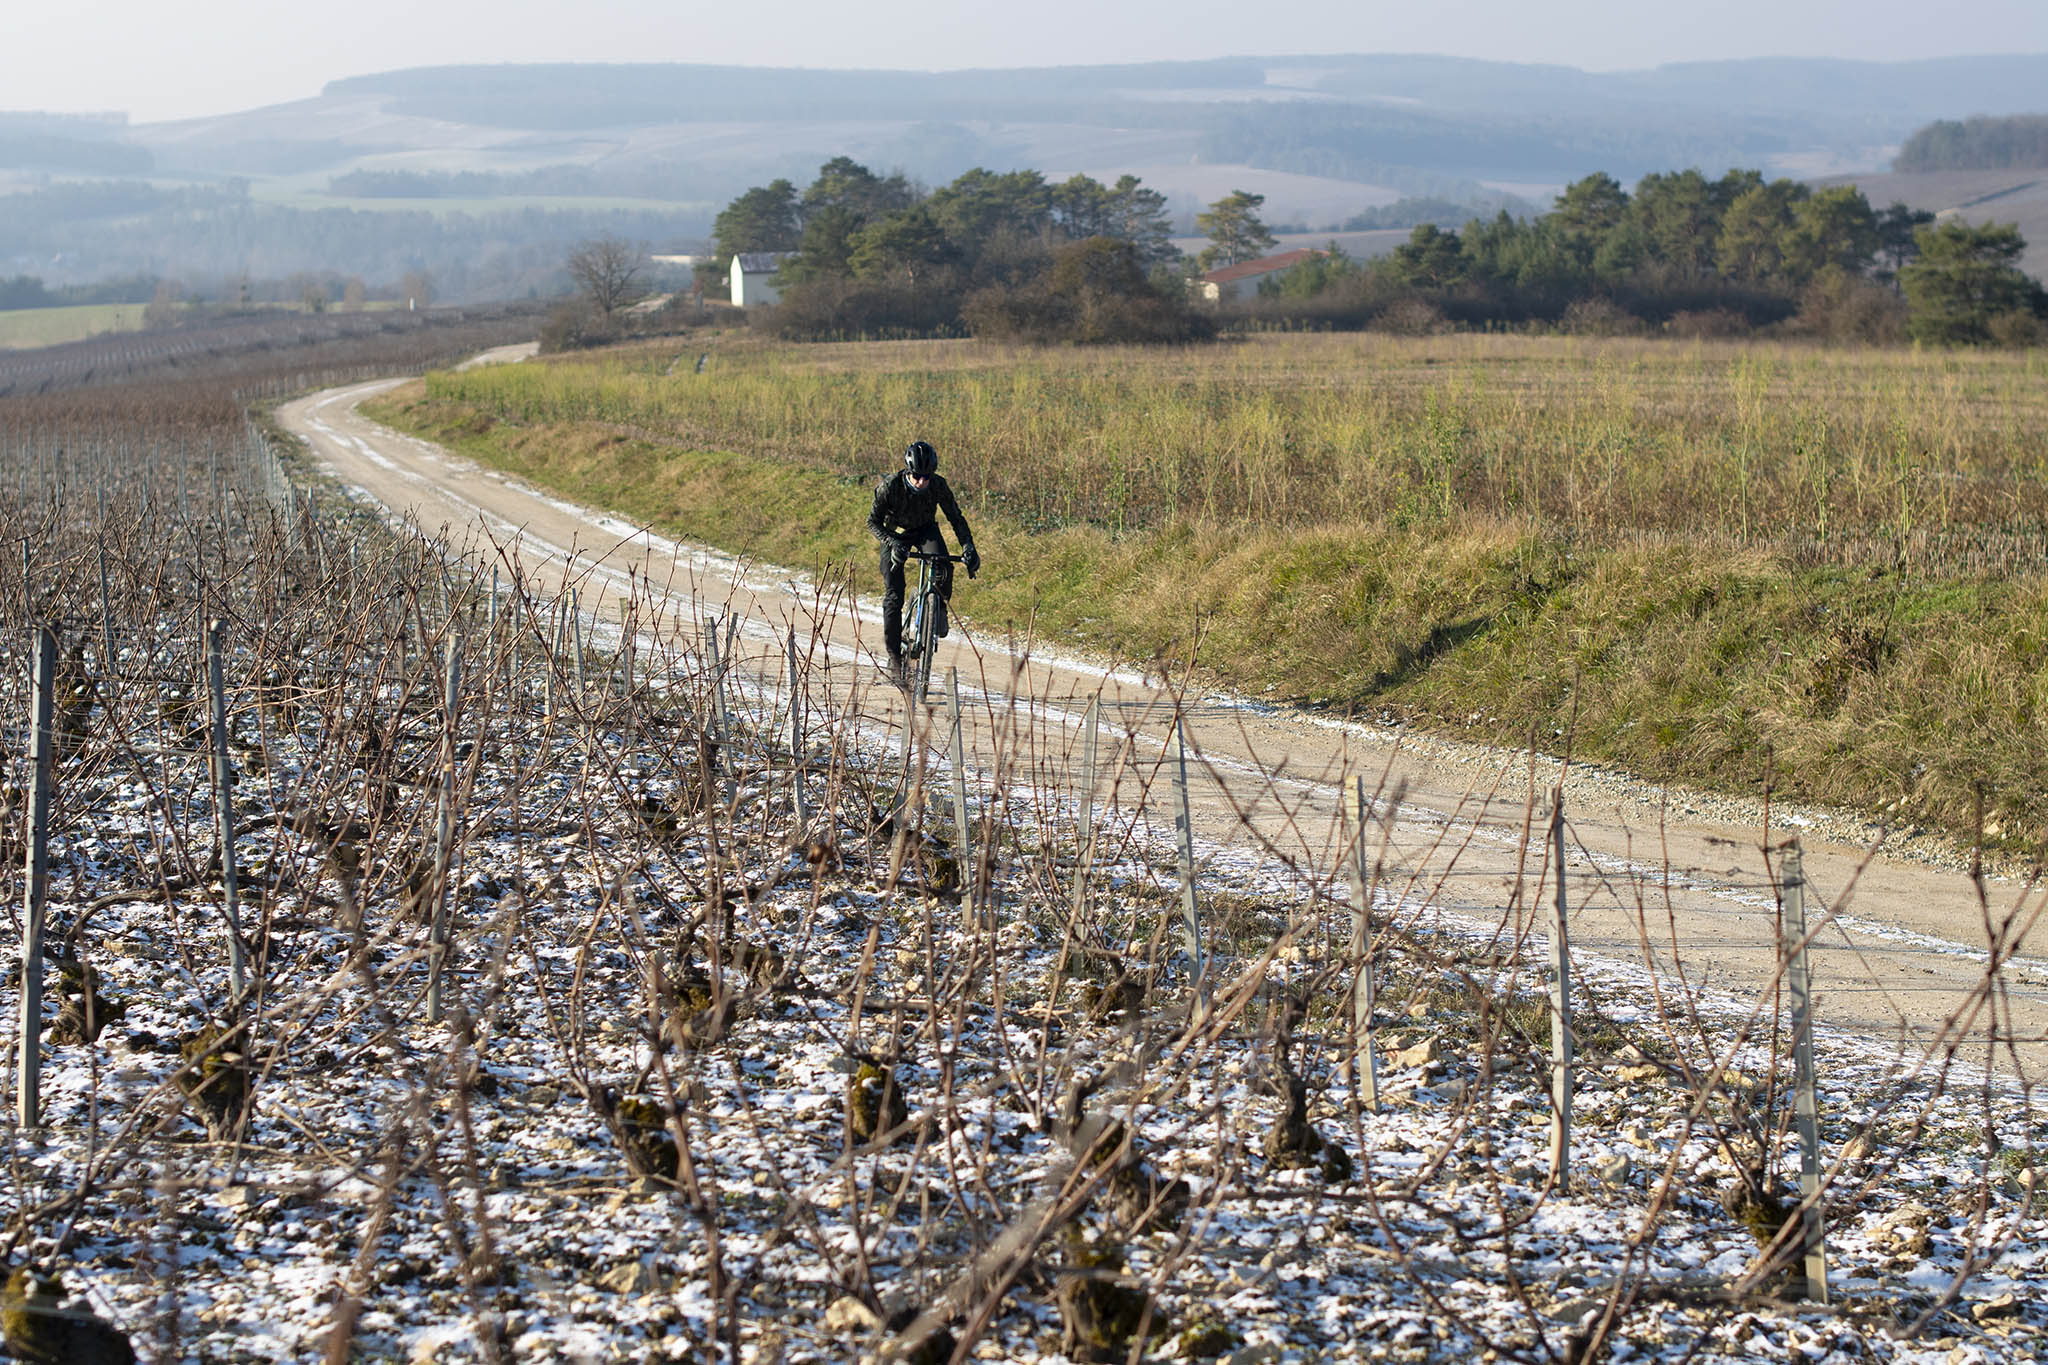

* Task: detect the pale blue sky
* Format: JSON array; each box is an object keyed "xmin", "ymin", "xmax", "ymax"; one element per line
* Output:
[{"xmin": 6, "ymin": 0, "xmax": 2047, "ymax": 123}]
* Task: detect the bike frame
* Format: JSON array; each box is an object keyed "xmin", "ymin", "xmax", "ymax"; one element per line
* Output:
[{"xmin": 901, "ymin": 549, "xmax": 964, "ymax": 700}]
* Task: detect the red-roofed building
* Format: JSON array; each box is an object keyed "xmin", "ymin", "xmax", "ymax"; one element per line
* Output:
[{"xmin": 1194, "ymin": 249, "xmax": 1326, "ymax": 303}]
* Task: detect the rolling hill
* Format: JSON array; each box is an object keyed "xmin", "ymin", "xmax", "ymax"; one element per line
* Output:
[{"xmin": 5, "ymin": 53, "xmax": 2048, "ymax": 298}]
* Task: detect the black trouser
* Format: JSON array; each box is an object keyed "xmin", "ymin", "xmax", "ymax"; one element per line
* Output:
[{"xmin": 880, "ymin": 525, "xmax": 953, "ymax": 657}]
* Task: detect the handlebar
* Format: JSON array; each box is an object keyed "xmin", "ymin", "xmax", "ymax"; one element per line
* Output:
[{"xmin": 902, "ymin": 550, "xmax": 966, "ymax": 562}]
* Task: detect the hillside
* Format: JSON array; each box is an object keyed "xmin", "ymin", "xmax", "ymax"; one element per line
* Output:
[{"xmin": 7, "ymin": 53, "xmax": 2048, "ymax": 299}]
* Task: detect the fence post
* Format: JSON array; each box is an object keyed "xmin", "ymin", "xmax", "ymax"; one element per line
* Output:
[
  {"xmin": 1346, "ymin": 775, "xmax": 1381, "ymax": 1114},
  {"xmin": 205, "ymin": 620, "xmax": 247, "ymax": 999},
  {"xmin": 788, "ymin": 627, "xmax": 809, "ymax": 831},
  {"xmin": 947, "ymin": 668, "xmax": 974, "ymax": 930},
  {"xmin": 1071, "ymin": 695, "xmax": 1099, "ymax": 924},
  {"xmin": 569, "ymin": 586, "xmax": 585, "ymax": 699},
  {"xmin": 98, "ymin": 540, "xmax": 116, "ymax": 689},
  {"xmin": 619, "ymin": 591, "xmax": 636, "ymax": 702},
  {"xmin": 15, "ymin": 626, "xmax": 56, "ymax": 1127},
  {"xmin": 427, "ymin": 635, "xmax": 463, "ymax": 1026},
  {"xmin": 1172, "ymin": 715, "xmax": 1209, "ymax": 1016},
  {"xmin": 1548, "ymin": 787, "xmax": 1573, "ymax": 1190},
  {"xmin": 704, "ymin": 613, "xmax": 732, "ymax": 741},
  {"xmin": 544, "ymin": 595, "xmax": 563, "ymax": 724},
  {"xmin": 704, "ymin": 613, "xmax": 736, "ymax": 810},
  {"xmin": 1782, "ymin": 840, "xmax": 1831, "ymax": 1304}
]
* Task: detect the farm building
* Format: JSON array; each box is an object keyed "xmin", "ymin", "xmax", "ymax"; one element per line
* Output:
[
  {"xmin": 1195, "ymin": 248, "xmax": 1327, "ymax": 303},
  {"xmin": 729, "ymin": 252, "xmax": 800, "ymax": 308}
]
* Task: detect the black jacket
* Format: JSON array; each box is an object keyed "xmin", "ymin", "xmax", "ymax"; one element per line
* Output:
[{"xmin": 869, "ymin": 470, "xmax": 973, "ymax": 549}]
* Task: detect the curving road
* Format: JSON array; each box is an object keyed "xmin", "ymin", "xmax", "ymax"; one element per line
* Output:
[{"xmin": 278, "ymin": 364, "xmax": 2048, "ymax": 1077}]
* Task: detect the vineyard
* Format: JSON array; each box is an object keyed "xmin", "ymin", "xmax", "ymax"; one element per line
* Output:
[
  {"xmin": 0, "ymin": 306, "xmax": 543, "ymax": 401},
  {"xmin": 0, "ymin": 334, "xmax": 2042, "ymax": 1364}
]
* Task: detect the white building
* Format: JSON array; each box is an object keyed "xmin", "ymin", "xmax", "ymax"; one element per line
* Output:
[
  {"xmin": 730, "ymin": 252, "xmax": 800, "ymax": 308},
  {"xmin": 1194, "ymin": 248, "xmax": 1327, "ymax": 304}
]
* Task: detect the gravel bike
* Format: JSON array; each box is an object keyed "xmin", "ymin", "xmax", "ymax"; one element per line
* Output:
[{"xmin": 900, "ymin": 549, "xmax": 967, "ymax": 699}]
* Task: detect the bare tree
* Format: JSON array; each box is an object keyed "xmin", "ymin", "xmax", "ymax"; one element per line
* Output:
[
  {"xmin": 142, "ymin": 279, "xmax": 182, "ymax": 329},
  {"xmin": 567, "ymin": 235, "xmax": 647, "ymax": 317}
]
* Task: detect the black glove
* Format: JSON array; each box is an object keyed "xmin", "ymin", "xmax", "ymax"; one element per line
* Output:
[
  {"xmin": 962, "ymin": 542, "xmax": 981, "ymax": 579},
  {"xmin": 884, "ymin": 538, "xmax": 908, "ymax": 572}
]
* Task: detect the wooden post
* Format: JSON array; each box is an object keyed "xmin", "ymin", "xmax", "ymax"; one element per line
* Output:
[
  {"xmin": 1070, "ymin": 695, "xmax": 1098, "ymax": 924},
  {"xmin": 1548, "ymin": 788, "xmax": 1573, "ymax": 1190},
  {"xmin": 1346, "ymin": 775, "xmax": 1381, "ymax": 1114},
  {"xmin": 788, "ymin": 627, "xmax": 809, "ymax": 830},
  {"xmin": 426, "ymin": 635, "xmax": 462, "ymax": 1026},
  {"xmin": 16, "ymin": 627, "xmax": 56, "ymax": 1127},
  {"xmin": 704, "ymin": 614, "xmax": 732, "ymax": 742},
  {"xmin": 543, "ymin": 595, "xmax": 559, "ymax": 724},
  {"xmin": 947, "ymin": 668, "xmax": 974, "ymax": 929},
  {"xmin": 569, "ymin": 586, "xmax": 585, "ymax": 699},
  {"xmin": 704, "ymin": 614, "xmax": 736, "ymax": 810},
  {"xmin": 207, "ymin": 620, "xmax": 247, "ymax": 999},
  {"xmin": 97, "ymin": 540, "xmax": 116, "ymax": 689},
  {"xmin": 1172, "ymin": 716, "xmax": 1208, "ymax": 1015},
  {"xmin": 1782, "ymin": 840, "xmax": 1830, "ymax": 1304},
  {"xmin": 619, "ymin": 592, "xmax": 635, "ymax": 702}
]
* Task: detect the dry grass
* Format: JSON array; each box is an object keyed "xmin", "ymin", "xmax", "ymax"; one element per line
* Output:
[{"xmin": 415, "ymin": 332, "xmax": 2048, "ymax": 571}]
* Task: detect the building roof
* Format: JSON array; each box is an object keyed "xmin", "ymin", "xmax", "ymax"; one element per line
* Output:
[
  {"xmin": 732, "ymin": 251, "xmax": 800, "ymax": 273},
  {"xmin": 1200, "ymin": 248, "xmax": 1325, "ymax": 285}
]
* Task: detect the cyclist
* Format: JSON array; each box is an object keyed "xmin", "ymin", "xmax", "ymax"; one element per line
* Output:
[{"xmin": 871, "ymin": 439, "xmax": 980, "ymax": 676}]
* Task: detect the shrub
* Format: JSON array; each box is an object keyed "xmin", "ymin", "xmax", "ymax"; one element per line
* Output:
[
  {"xmin": 765, "ymin": 274, "xmax": 966, "ymax": 341},
  {"xmin": 1560, "ymin": 297, "xmax": 1646, "ymax": 337},
  {"xmin": 1987, "ymin": 309, "xmax": 2046, "ymax": 347},
  {"xmin": 1786, "ymin": 268, "xmax": 1906, "ymax": 345},
  {"xmin": 963, "ymin": 237, "xmax": 1212, "ymax": 345},
  {"xmin": 1371, "ymin": 298, "xmax": 1450, "ymax": 336},
  {"xmin": 1665, "ymin": 308, "xmax": 1752, "ymax": 340},
  {"xmin": 538, "ymin": 302, "xmax": 619, "ymax": 353}
]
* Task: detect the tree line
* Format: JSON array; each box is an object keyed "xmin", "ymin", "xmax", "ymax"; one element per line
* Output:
[
  {"xmin": 1264, "ymin": 169, "xmax": 2044, "ymax": 346},
  {"xmin": 710, "ymin": 157, "xmax": 2044, "ymax": 347},
  {"xmin": 713, "ymin": 158, "xmax": 1206, "ymax": 342},
  {"xmin": 1894, "ymin": 114, "xmax": 2048, "ymax": 173}
]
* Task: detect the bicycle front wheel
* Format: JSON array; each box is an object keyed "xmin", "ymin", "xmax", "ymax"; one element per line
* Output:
[{"xmin": 914, "ymin": 586, "xmax": 938, "ymax": 699}]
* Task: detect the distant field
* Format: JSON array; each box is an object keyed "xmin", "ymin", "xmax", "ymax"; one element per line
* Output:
[
  {"xmin": 0, "ymin": 302, "xmax": 146, "ymax": 349},
  {"xmin": 244, "ymin": 178, "xmax": 716, "ymax": 218},
  {"xmin": 0, "ymin": 300, "xmax": 418, "ymax": 350}
]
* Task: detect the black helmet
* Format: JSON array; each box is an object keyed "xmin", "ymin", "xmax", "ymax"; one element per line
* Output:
[{"xmin": 904, "ymin": 440, "xmax": 938, "ymax": 477}]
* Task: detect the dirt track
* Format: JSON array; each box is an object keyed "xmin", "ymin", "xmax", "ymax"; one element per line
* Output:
[{"xmin": 278, "ymin": 366, "xmax": 2048, "ymax": 1077}]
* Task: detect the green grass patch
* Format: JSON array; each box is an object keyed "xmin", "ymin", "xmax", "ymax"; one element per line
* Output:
[{"xmin": 0, "ymin": 302, "xmax": 147, "ymax": 349}]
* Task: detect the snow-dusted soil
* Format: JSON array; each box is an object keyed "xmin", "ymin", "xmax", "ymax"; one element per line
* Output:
[{"xmin": 6, "ymin": 531, "xmax": 2043, "ymax": 1365}]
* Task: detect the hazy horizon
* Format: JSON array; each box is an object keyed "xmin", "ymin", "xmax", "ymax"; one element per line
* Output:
[{"xmin": 6, "ymin": 0, "xmax": 2048, "ymax": 124}]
